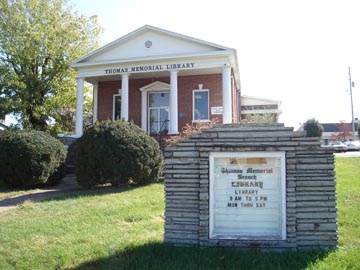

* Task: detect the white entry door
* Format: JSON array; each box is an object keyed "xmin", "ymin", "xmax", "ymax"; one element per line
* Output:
[{"xmin": 148, "ymin": 92, "xmax": 169, "ymax": 134}]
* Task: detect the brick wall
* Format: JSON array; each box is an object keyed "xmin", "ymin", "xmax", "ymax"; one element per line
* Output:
[
  {"xmin": 98, "ymin": 81, "xmax": 118, "ymax": 121},
  {"xmin": 178, "ymin": 74, "xmax": 223, "ymax": 128},
  {"xmin": 97, "ymin": 74, "xmax": 226, "ymax": 131}
]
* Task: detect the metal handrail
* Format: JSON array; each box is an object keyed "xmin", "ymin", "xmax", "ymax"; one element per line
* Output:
[
  {"xmin": 159, "ymin": 119, "xmax": 169, "ymax": 134},
  {"xmin": 151, "ymin": 119, "xmax": 170, "ymax": 152}
]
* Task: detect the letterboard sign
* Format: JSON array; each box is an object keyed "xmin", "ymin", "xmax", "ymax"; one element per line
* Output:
[{"xmin": 209, "ymin": 152, "xmax": 286, "ymax": 240}]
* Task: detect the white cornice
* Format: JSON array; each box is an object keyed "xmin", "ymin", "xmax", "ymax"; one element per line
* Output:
[{"xmin": 71, "ymin": 50, "xmax": 235, "ymax": 69}]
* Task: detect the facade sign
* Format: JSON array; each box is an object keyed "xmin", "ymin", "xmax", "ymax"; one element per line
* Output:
[
  {"xmin": 104, "ymin": 62, "xmax": 195, "ymax": 75},
  {"xmin": 209, "ymin": 152, "xmax": 286, "ymax": 240},
  {"xmin": 211, "ymin": 106, "xmax": 223, "ymax": 115}
]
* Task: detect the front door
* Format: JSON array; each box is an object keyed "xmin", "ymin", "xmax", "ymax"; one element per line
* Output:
[{"xmin": 148, "ymin": 92, "xmax": 169, "ymax": 134}]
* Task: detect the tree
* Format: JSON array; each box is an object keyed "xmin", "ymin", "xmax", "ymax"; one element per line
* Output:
[
  {"xmin": 303, "ymin": 118, "xmax": 323, "ymax": 137},
  {"xmin": 48, "ymin": 84, "xmax": 94, "ymax": 134},
  {"xmin": 0, "ymin": 0, "xmax": 102, "ymax": 131},
  {"xmin": 337, "ymin": 120, "xmax": 352, "ymax": 141}
]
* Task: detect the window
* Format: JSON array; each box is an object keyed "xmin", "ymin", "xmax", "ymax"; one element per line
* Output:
[
  {"xmin": 193, "ymin": 90, "xmax": 209, "ymax": 121},
  {"xmin": 148, "ymin": 92, "xmax": 169, "ymax": 134},
  {"xmin": 113, "ymin": 94, "xmax": 121, "ymax": 120}
]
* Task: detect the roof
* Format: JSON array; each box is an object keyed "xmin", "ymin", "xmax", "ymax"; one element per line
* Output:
[
  {"xmin": 322, "ymin": 122, "xmax": 359, "ymax": 133},
  {"xmin": 72, "ymin": 25, "xmax": 235, "ymax": 65},
  {"xmin": 241, "ymin": 95, "xmax": 281, "ymax": 106},
  {"xmin": 71, "ymin": 25, "xmax": 240, "ymax": 89}
]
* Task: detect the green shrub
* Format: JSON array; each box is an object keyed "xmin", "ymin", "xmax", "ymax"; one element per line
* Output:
[
  {"xmin": 0, "ymin": 130, "xmax": 67, "ymax": 187},
  {"xmin": 76, "ymin": 120, "xmax": 163, "ymax": 188},
  {"xmin": 304, "ymin": 118, "xmax": 324, "ymax": 137}
]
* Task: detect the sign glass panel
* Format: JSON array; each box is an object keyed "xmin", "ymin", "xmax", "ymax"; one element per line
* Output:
[{"xmin": 210, "ymin": 152, "xmax": 286, "ymax": 240}]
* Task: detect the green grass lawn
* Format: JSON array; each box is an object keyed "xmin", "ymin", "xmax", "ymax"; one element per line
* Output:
[{"xmin": 0, "ymin": 157, "xmax": 359, "ymax": 270}]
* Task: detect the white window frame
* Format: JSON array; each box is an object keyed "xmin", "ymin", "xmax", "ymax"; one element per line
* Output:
[
  {"xmin": 193, "ymin": 89, "xmax": 210, "ymax": 122},
  {"xmin": 139, "ymin": 81, "xmax": 171, "ymax": 133},
  {"xmin": 148, "ymin": 91, "xmax": 170, "ymax": 134},
  {"xmin": 112, "ymin": 91, "xmax": 122, "ymax": 120}
]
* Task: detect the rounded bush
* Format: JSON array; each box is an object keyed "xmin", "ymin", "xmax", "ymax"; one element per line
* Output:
[
  {"xmin": 76, "ymin": 120, "xmax": 163, "ymax": 188},
  {"xmin": 0, "ymin": 130, "xmax": 67, "ymax": 187},
  {"xmin": 304, "ymin": 118, "xmax": 324, "ymax": 137}
]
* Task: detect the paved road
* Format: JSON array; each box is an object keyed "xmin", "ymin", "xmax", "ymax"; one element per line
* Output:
[{"xmin": 335, "ymin": 151, "xmax": 360, "ymax": 158}]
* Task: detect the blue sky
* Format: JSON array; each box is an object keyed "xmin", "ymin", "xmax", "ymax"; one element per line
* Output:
[{"xmin": 68, "ymin": 0, "xmax": 360, "ymax": 128}]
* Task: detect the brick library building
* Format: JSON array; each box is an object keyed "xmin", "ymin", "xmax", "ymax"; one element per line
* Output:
[{"xmin": 71, "ymin": 25, "xmax": 281, "ymax": 137}]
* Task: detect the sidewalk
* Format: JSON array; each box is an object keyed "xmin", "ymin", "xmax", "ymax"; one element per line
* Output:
[{"xmin": 0, "ymin": 175, "xmax": 81, "ymax": 212}]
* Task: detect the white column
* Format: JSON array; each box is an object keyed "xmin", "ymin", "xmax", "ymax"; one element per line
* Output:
[
  {"xmin": 222, "ymin": 65, "xmax": 232, "ymax": 124},
  {"xmin": 170, "ymin": 70, "xmax": 178, "ymax": 134},
  {"xmin": 93, "ymin": 84, "xmax": 98, "ymax": 124},
  {"xmin": 121, "ymin": 74, "xmax": 129, "ymax": 121},
  {"xmin": 75, "ymin": 77, "xmax": 84, "ymax": 137},
  {"xmin": 141, "ymin": 90, "xmax": 147, "ymax": 131}
]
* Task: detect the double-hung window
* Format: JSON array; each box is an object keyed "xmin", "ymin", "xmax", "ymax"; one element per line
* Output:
[{"xmin": 193, "ymin": 89, "xmax": 209, "ymax": 122}]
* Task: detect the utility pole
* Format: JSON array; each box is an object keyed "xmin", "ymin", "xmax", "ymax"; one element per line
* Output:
[{"xmin": 348, "ymin": 66, "xmax": 356, "ymax": 140}]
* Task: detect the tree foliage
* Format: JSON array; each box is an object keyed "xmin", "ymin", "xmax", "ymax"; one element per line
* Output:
[
  {"xmin": 303, "ymin": 118, "xmax": 324, "ymax": 137},
  {"xmin": 0, "ymin": 0, "xmax": 102, "ymax": 131},
  {"xmin": 337, "ymin": 120, "xmax": 352, "ymax": 141}
]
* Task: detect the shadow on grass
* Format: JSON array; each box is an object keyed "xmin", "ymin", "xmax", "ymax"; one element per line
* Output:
[
  {"xmin": 0, "ymin": 179, "xmax": 43, "ymax": 195},
  {"xmin": 0, "ymin": 177, "xmax": 163, "ymax": 208},
  {"xmin": 0, "ymin": 182, "xmax": 124, "ymax": 208},
  {"xmin": 44, "ymin": 179, "xmax": 164, "ymax": 202},
  {"xmin": 42, "ymin": 185, "xmax": 137, "ymax": 202},
  {"xmin": 69, "ymin": 242, "xmax": 331, "ymax": 270}
]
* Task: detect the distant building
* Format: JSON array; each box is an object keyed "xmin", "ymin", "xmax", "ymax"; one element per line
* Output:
[
  {"xmin": 240, "ymin": 95, "xmax": 282, "ymax": 123},
  {"xmin": 299, "ymin": 122, "xmax": 358, "ymax": 142},
  {"xmin": 321, "ymin": 122, "xmax": 358, "ymax": 142}
]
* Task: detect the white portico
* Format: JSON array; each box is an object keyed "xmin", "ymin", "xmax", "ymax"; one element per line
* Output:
[{"xmin": 71, "ymin": 25, "xmax": 241, "ymax": 137}]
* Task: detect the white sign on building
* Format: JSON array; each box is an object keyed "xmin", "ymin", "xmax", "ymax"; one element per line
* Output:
[
  {"xmin": 211, "ymin": 106, "xmax": 223, "ymax": 115},
  {"xmin": 209, "ymin": 152, "xmax": 286, "ymax": 240}
]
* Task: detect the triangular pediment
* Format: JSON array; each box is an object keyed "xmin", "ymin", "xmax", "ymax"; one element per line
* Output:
[
  {"xmin": 139, "ymin": 81, "xmax": 170, "ymax": 92},
  {"xmin": 73, "ymin": 25, "xmax": 233, "ymax": 65}
]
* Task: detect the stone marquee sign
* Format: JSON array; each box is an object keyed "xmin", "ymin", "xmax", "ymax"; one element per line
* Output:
[{"xmin": 164, "ymin": 124, "xmax": 338, "ymax": 250}]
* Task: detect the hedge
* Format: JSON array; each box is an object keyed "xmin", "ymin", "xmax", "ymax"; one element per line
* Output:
[
  {"xmin": 76, "ymin": 120, "xmax": 163, "ymax": 188},
  {"xmin": 0, "ymin": 130, "xmax": 67, "ymax": 187}
]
